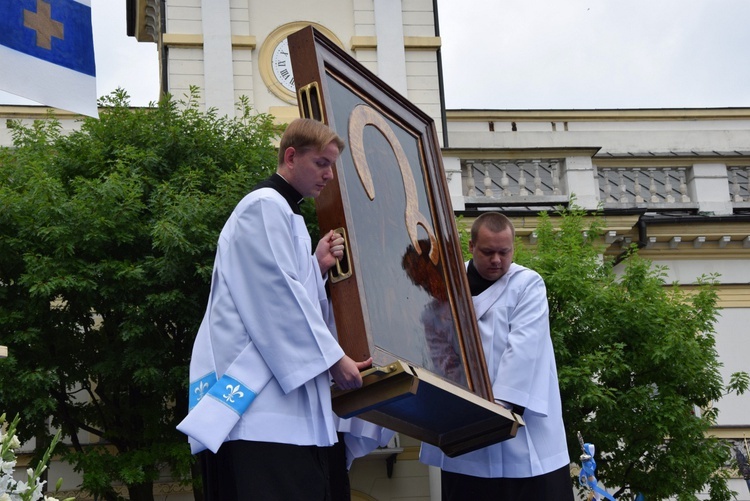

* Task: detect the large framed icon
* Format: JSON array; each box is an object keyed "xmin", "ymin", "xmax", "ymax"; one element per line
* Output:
[{"xmin": 288, "ymin": 26, "xmax": 522, "ymax": 456}]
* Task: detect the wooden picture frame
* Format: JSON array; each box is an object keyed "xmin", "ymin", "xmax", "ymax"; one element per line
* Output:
[{"xmin": 288, "ymin": 26, "xmax": 521, "ymax": 456}]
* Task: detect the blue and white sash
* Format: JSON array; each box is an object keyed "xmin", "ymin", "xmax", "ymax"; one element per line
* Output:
[{"xmin": 177, "ymin": 338, "xmax": 273, "ymax": 454}]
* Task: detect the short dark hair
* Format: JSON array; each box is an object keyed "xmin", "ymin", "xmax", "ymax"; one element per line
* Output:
[
  {"xmin": 278, "ymin": 118, "xmax": 345, "ymax": 165},
  {"xmin": 470, "ymin": 212, "xmax": 516, "ymax": 241}
]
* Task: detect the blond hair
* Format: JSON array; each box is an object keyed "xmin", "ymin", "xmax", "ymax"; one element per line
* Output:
[{"xmin": 278, "ymin": 118, "xmax": 345, "ymax": 165}]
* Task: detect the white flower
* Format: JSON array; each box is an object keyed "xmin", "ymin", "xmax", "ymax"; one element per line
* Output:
[
  {"xmin": 1, "ymin": 460, "xmax": 16, "ymax": 475},
  {"xmin": 0, "ymin": 413, "xmax": 66, "ymax": 501},
  {"xmin": 13, "ymin": 478, "xmax": 30, "ymax": 493},
  {"xmin": 29, "ymin": 482, "xmax": 45, "ymax": 501},
  {"xmin": 8, "ymin": 435, "xmax": 20, "ymax": 450}
]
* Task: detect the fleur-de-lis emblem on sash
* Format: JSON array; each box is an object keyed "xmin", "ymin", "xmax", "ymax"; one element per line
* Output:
[
  {"xmin": 195, "ymin": 381, "xmax": 209, "ymax": 402},
  {"xmin": 188, "ymin": 373, "xmax": 217, "ymax": 411},
  {"xmin": 223, "ymin": 384, "xmax": 244, "ymax": 403}
]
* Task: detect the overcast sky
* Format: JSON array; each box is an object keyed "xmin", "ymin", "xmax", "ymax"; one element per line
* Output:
[
  {"xmin": 2, "ymin": 0, "xmax": 750, "ymax": 110},
  {"xmin": 437, "ymin": 0, "xmax": 750, "ymax": 109}
]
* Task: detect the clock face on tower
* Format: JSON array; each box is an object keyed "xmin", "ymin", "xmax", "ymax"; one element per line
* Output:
[
  {"xmin": 271, "ymin": 38, "xmax": 295, "ymax": 94},
  {"xmin": 259, "ymin": 22, "xmax": 343, "ymax": 105}
]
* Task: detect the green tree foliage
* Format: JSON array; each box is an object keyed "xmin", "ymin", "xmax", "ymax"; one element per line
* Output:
[
  {"xmin": 0, "ymin": 88, "xmax": 282, "ymax": 501},
  {"xmin": 459, "ymin": 206, "xmax": 748, "ymax": 500},
  {"xmin": 524, "ymin": 208, "xmax": 747, "ymax": 500}
]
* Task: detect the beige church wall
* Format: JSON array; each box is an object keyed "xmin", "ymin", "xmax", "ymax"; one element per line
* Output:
[
  {"xmin": 348, "ymin": 435, "xmax": 432, "ymax": 501},
  {"xmin": 232, "ymin": 48, "xmax": 254, "ymax": 106},
  {"xmin": 405, "ymin": 50, "xmax": 441, "ymax": 124},
  {"xmin": 657, "ymin": 258, "xmax": 750, "ymax": 285},
  {"xmin": 245, "ymin": 0, "xmax": 356, "ymax": 50},
  {"xmin": 160, "ymin": 0, "xmax": 443, "ymax": 127},
  {"xmin": 248, "ymin": 0, "xmax": 356, "ymax": 115},
  {"xmin": 690, "ymin": 479, "xmax": 750, "ymax": 501},
  {"xmin": 353, "ymin": 47, "xmax": 379, "ymax": 74},
  {"xmin": 166, "ymin": 47, "xmax": 205, "ymax": 104},
  {"xmin": 446, "ymin": 111, "xmax": 750, "ymax": 131},
  {"xmin": 447, "ymin": 127, "xmax": 750, "ymax": 154},
  {"xmin": 0, "ymin": 125, "xmax": 11, "ymax": 146},
  {"xmin": 165, "ymin": 55, "xmax": 256, "ymax": 114},
  {"xmin": 444, "ymin": 111, "xmax": 750, "ymax": 155},
  {"xmin": 725, "ymin": 480, "xmax": 750, "ymax": 501},
  {"xmin": 397, "ymin": 0, "xmax": 443, "ymax": 137},
  {"xmin": 228, "ymin": 0, "xmax": 251, "ymax": 36},
  {"xmin": 568, "ymin": 118, "xmax": 750, "ymax": 132},
  {"xmin": 0, "ymin": 111, "xmax": 80, "ymax": 147},
  {"xmin": 165, "ymin": 0, "xmax": 202, "ymax": 34},
  {"xmin": 626, "ymin": 257, "xmax": 750, "ymax": 429},
  {"xmin": 161, "ymin": 0, "xmax": 205, "ymax": 107},
  {"xmin": 401, "ymin": 0, "xmax": 436, "ymax": 37},
  {"xmin": 712, "ymin": 307, "xmax": 750, "ymax": 426},
  {"xmin": 353, "ymin": 0, "xmax": 375, "ymax": 37}
]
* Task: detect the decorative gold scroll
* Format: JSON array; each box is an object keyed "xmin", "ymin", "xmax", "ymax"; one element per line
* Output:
[{"xmin": 348, "ymin": 104, "xmax": 439, "ymax": 265}]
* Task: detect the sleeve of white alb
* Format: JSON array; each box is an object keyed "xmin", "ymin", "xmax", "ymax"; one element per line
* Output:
[{"xmin": 176, "ymin": 339, "xmax": 273, "ymax": 453}]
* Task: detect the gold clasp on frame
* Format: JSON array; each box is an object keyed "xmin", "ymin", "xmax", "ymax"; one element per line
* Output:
[
  {"xmin": 359, "ymin": 364, "xmax": 398, "ymax": 378},
  {"xmin": 298, "ymin": 81, "xmax": 325, "ymax": 123},
  {"xmin": 330, "ymin": 226, "xmax": 352, "ymax": 283}
]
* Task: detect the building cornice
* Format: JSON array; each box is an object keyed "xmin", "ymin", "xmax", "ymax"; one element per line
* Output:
[
  {"xmin": 595, "ymin": 155, "xmax": 750, "ymax": 167},
  {"xmin": 161, "ymin": 33, "xmax": 256, "ymax": 48},
  {"xmin": 127, "ymin": 0, "xmax": 159, "ymax": 43},
  {"xmin": 680, "ymin": 285, "xmax": 750, "ymax": 308},
  {"xmin": 447, "ymin": 108, "xmax": 750, "ymax": 122},
  {"xmin": 708, "ymin": 427, "xmax": 750, "ymax": 439},
  {"xmin": 350, "ymin": 36, "xmax": 441, "ymax": 50},
  {"xmin": 442, "ymin": 147, "xmax": 601, "ymax": 159},
  {"xmin": 458, "ymin": 214, "xmax": 750, "ymax": 262},
  {"xmin": 0, "ymin": 105, "xmax": 86, "ymax": 118}
]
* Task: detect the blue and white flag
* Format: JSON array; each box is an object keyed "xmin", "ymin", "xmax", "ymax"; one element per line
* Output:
[{"xmin": 0, "ymin": 0, "xmax": 98, "ymax": 117}]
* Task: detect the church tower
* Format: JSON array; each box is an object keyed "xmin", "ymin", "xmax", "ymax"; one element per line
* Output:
[{"xmin": 126, "ymin": 0, "xmax": 446, "ymax": 143}]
